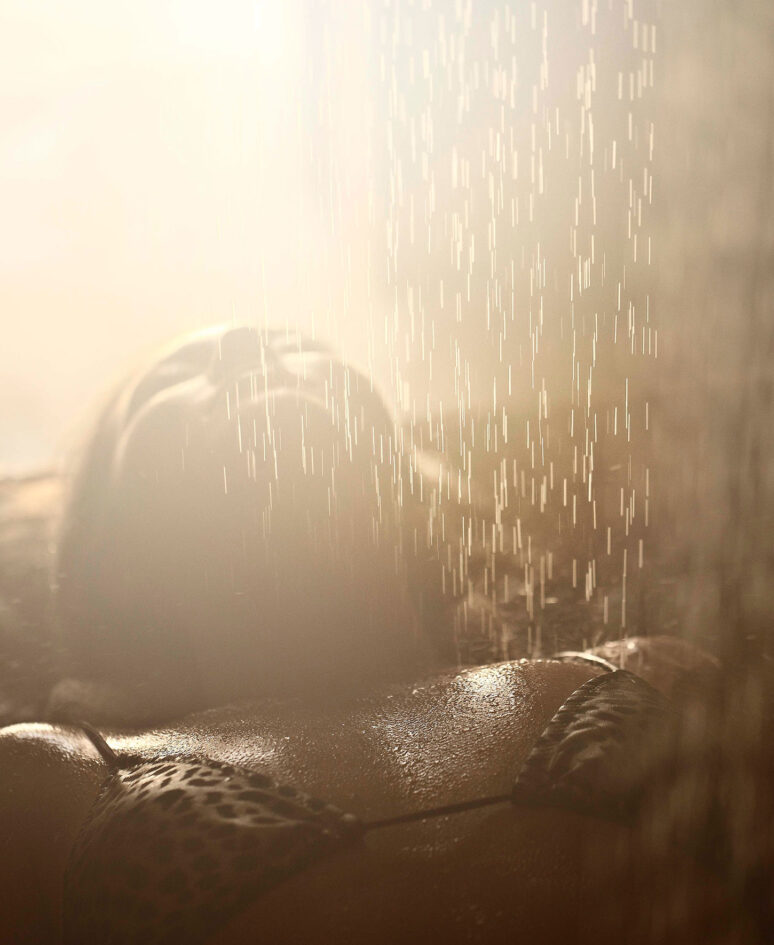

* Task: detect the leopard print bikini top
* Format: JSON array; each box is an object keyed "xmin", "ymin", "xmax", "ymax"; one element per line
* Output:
[{"xmin": 63, "ymin": 668, "xmax": 672, "ymax": 945}]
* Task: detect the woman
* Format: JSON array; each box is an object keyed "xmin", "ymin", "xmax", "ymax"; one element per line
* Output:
[{"xmin": 0, "ymin": 326, "xmax": 762, "ymax": 944}]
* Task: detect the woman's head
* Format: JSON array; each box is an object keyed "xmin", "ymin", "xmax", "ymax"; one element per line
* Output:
[{"xmin": 56, "ymin": 326, "xmax": 422, "ymax": 713}]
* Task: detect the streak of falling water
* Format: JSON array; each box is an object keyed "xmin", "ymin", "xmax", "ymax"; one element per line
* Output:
[
  {"xmin": 344, "ymin": 0, "xmax": 662, "ymax": 663},
  {"xmin": 222, "ymin": 0, "xmax": 772, "ymax": 670}
]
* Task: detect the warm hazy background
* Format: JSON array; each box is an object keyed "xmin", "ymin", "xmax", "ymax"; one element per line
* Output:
[
  {"xmin": 0, "ymin": 0, "xmax": 381, "ymax": 469},
  {"xmin": 1, "ymin": 0, "xmax": 654, "ymax": 471}
]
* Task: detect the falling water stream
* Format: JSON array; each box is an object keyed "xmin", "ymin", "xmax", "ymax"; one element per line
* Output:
[
  {"xmin": 323, "ymin": 0, "xmax": 773, "ymax": 671},
  {"xmin": 358, "ymin": 0, "xmax": 663, "ymax": 665}
]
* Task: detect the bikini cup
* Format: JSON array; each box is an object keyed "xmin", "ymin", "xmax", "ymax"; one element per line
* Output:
[
  {"xmin": 63, "ymin": 670, "xmax": 674, "ymax": 945},
  {"xmin": 63, "ymin": 753, "xmax": 363, "ymax": 945}
]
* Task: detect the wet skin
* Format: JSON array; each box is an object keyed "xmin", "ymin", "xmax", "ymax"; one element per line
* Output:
[
  {"xmin": 0, "ymin": 652, "xmax": 729, "ymax": 945},
  {"xmin": 0, "ymin": 659, "xmax": 597, "ymax": 943}
]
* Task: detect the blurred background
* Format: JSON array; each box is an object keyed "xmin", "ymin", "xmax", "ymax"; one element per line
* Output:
[
  {"xmin": 1, "ymin": 0, "xmax": 772, "ymax": 662},
  {"xmin": 0, "ymin": 0, "xmax": 654, "ymax": 467}
]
